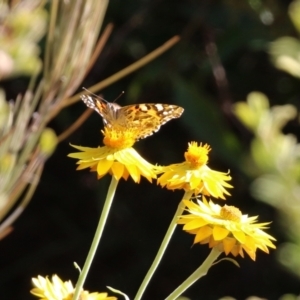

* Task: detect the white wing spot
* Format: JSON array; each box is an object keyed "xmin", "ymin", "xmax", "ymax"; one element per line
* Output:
[{"xmin": 80, "ymin": 94, "xmax": 184, "ymax": 140}]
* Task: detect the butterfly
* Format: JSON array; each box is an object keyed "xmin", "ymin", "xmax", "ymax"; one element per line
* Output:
[{"xmin": 81, "ymin": 94, "xmax": 184, "ymax": 140}]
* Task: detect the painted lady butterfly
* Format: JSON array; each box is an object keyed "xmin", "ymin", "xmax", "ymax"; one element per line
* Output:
[{"xmin": 81, "ymin": 94, "xmax": 184, "ymax": 139}]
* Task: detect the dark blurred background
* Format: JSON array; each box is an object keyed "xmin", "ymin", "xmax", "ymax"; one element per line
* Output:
[{"xmin": 2, "ymin": 0, "xmax": 300, "ymax": 299}]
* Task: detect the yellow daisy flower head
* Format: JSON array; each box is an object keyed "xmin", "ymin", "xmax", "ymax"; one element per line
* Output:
[
  {"xmin": 30, "ymin": 275, "xmax": 117, "ymax": 300},
  {"xmin": 157, "ymin": 142, "xmax": 233, "ymax": 199},
  {"xmin": 178, "ymin": 197, "xmax": 276, "ymax": 260},
  {"xmin": 68, "ymin": 127, "xmax": 157, "ymax": 183}
]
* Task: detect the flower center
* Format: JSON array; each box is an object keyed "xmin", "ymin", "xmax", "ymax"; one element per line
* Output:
[
  {"xmin": 220, "ymin": 205, "xmax": 242, "ymax": 221},
  {"xmin": 102, "ymin": 126, "xmax": 137, "ymax": 149},
  {"xmin": 184, "ymin": 142, "xmax": 211, "ymax": 168}
]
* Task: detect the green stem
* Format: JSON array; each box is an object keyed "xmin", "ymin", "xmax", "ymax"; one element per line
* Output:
[
  {"xmin": 134, "ymin": 191, "xmax": 193, "ymax": 300},
  {"xmin": 72, "ymin": 176, "xmax": 119, "ymax": 300},
  {"xmin": 165, "ymin": 248, "xmax": 222, "ymax": 300}
]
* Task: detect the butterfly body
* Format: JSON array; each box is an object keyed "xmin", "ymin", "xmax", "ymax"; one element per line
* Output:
[{"xmin": 81, "ymin": 94, "xmax": 184, "ymax": 139}]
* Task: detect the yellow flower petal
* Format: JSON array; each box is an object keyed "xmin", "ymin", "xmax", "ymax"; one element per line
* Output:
[
  {"xmin": 68, "ymin": 129, "xmax": 157, "ymax": 183},
  {"xmin": 183, "ymin": 218, "xmax": 208, "ymax": 230},
  {"xmin": 158, "ymin": 142, "xmax": 233, "ymax": 198},
  {"xmin": 232, "ymin": 230, "xmax": 246, "ymax": 244},
  {"xmin": 125, "ymin": 164, "xmax": 140, "ymax": 183},
  {"xmin": 189, "ymin": 174, "xmax": 202, "ymax": 190},
  {"xmin": 194, "ymin": 226, "xmax": 213, "ymax": 243},
  {"xmin": 223, "ymin": 237, "xmax": 236, "ymax": 255},
  {"xmin": 97, "ymin": 159, "xmax": 114, "ymax": 176},
  {"xmin": 178, "ymin": 198, "xmax": 276, "ymax": 260},
  {"xmin": 231, "ymin": 244, "xmax": 242, "ymax": 257},
  {"xmin": 111, "ymin": 162, "xmax": 125, "ymax": 180},
  {"xmin": 30, "ymin": 275, "xmax": 117, "ymax": 300},
  {"xmin": 213, "ymin": 226, "xmax": 229, "ymax": 241},
  {"xmin": 77, "ymin": 161, "xmax": 98, "ymax": 169}
]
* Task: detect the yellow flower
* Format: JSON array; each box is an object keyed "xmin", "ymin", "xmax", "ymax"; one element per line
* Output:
[
  {"xmin": 68, "ymin": 127, "xmax": 157, "ymax": 183},
  {"xmin": 30, "ymin": 275, "xmax": 117, "ymax": 300},
  {"xmin": 178, "ymin": 197, "xmax": 276, "ymax": 260},
  {"xmin": 157, "ymin": 142, "xmax": 232, "ymax": 199}
]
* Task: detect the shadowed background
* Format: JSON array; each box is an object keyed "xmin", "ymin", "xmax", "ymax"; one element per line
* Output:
[{"xmin": 1, "ymin": 0, "xmax": 300, "ymax": 299}]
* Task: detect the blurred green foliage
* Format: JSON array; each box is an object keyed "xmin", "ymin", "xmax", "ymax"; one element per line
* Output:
[
  {"xmin": 234, "ymin": 92, "xmax": 300, "ymax": 277},
  {"xmin": 0, "ymin": 1, "xmax": 47, "ymax": 79}
]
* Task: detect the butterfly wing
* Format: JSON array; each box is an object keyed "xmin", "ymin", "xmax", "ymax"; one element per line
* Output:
[
  {"xmin": 119, "ymin": 103, "xmax": 184, "ymax": 139},
  {"xmin": 81, "ymin": 95, "xmax": 121, "ymax": 126},
  {"xmin": 81, "ymin": 95, "xmax": 184, "ymax": 139}
]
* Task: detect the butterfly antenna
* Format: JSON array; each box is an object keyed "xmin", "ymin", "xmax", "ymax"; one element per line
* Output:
[
  {"xmin": 113, "ymin": 91, "xmax": 125, "ymax": 103},
  {"xmin": 82, "ymin": 87, "xmax": 107, "ymax": 102}
]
